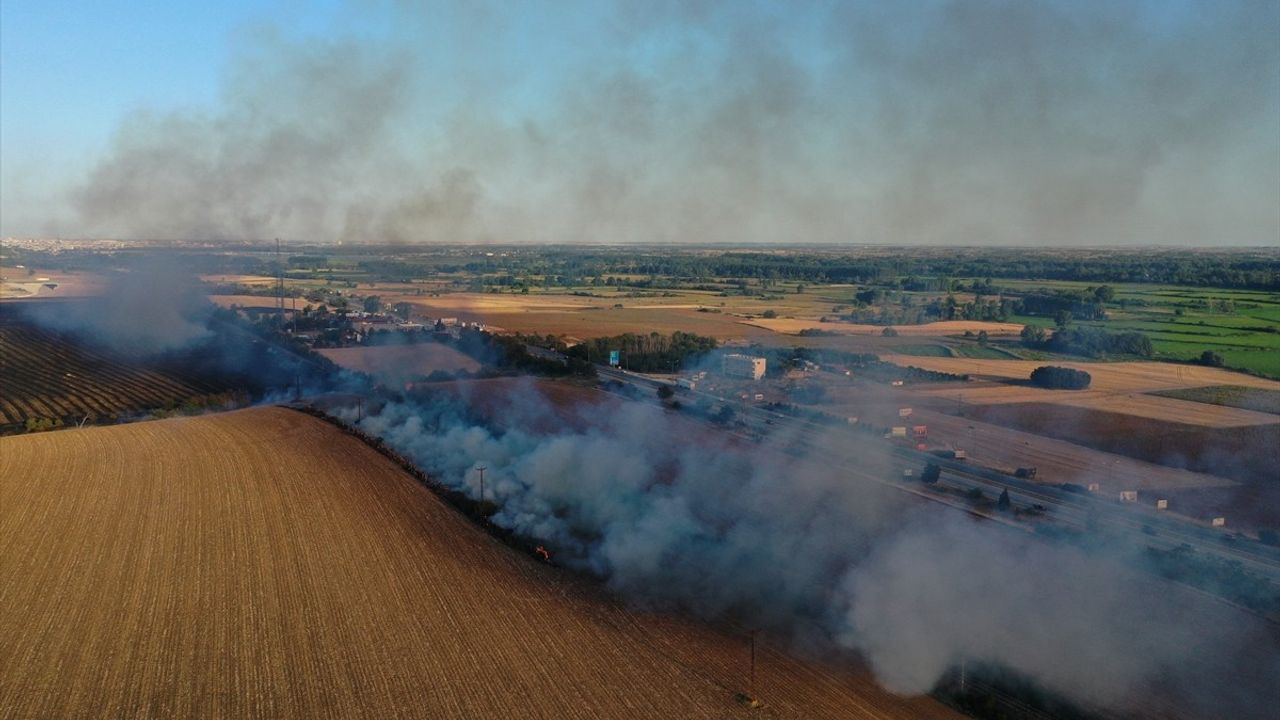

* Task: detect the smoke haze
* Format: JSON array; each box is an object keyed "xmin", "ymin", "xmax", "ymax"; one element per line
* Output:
[
  {"xmin": 17, "ymin": 257, "xmax": 212, "ymax": 355},
  {"xmin": 342, "ymin": 380, "xmax": 1279, "ymax": 719},
  {"xmin": 4, "ymin": 0, "xmax": 1276, "ymax": 245}
]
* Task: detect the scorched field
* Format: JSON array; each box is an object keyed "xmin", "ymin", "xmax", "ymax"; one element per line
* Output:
[{"xmin": 0, "ymin": 407, "xmax": 959, "ymax": 719}]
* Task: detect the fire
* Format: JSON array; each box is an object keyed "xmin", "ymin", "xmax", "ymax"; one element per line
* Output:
[{"xmin": 535, "ymin": 545, "xmax": 551, "ymax": 562}]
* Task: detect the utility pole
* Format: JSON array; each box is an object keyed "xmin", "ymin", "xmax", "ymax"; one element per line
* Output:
[
  {"xmin": 476, "ymin": 465, "xmax": 487, "ymax": 503},
  {"xmin": 275, "ymin": 237, "xmax": 285, "ymax": 325}
]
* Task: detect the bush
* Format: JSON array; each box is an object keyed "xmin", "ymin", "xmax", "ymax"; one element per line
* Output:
[
  {"xmin": 656, "ymin": 384, "xmax": 675, "ymax": 400},
  {"xmin": 762, "ymin": 309, "xmax": 777, "ymax": 319},
  {"xmin": 1030, "ymin": 366, "xmax": 1092, "ymax": 390},
  {"xmin": 1199, "ymin": 350, "xmax": 1226, "ymax": 367},
  {"xmin": 882, "ymin": 326, "xmax": 898, "ymax": 337}
]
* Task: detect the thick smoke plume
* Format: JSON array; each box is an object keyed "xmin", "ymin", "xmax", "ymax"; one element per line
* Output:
[
  {"xmin": 17, "ymin": 257, "xmax": 211, "ymax": 356},
  {"xmin": 49, "ymin": 0, "xmax": 1280, "ymax": 245},
  {"xmin": 343, "ymin": 380, "xmax": 1279, "ymax": 719}
]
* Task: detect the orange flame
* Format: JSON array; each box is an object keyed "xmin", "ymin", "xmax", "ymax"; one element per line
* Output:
[{"xmin": 535, "ymin": 545, "xmax": 551, "ymax": 562}]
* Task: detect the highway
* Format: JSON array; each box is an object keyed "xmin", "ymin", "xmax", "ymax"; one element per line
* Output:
[{"xmin": 595, "ymin": 365, "xmax": 1280, "ymax": 586}]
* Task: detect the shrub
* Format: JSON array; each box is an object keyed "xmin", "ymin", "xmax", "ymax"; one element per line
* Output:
[
  {"xmin": 882, "ymin": 326, "xmax": 899, "ymax": 337},
  {"xmin": 1199, "ymin": 350, "xmax": 1225, "ymax": 368},
  {"xmin": 1030, "ymin": 366, "xmax": 1092, "ymax": 390}
]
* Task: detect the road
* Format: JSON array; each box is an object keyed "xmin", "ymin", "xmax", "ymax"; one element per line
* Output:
[{"xmin": 596, "ymin": 365, "xmax": 1280, "ymax": 587}]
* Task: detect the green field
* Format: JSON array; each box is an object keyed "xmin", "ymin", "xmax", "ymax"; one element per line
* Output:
[
  {"xmin": 996, "ymin": 281, "xmax": 1280, "ymax": 378},
  {"xmin": 951, "ymin": 343, "xmax": 1020, "ymax": 359},
  {"xmin": 891, "ymin": 344, "xmax": 954, "ymax": 357}
]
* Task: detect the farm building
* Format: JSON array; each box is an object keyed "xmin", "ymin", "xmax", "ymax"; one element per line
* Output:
[{"xmin": 723, "ymin": 353, "xmax": 767, "ymax": 381}]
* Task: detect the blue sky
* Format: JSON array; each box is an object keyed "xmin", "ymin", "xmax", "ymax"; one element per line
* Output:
[{"xmin": 2, "ymin": 1, "xmax": 1277, "ymax": 245}]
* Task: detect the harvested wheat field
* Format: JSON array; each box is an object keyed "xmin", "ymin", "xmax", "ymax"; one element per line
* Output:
[
  {"xmin": 889, "ymin": 356, "xmax": 1280, "ymax": 427},
  {"xmin": 318, "ymin": 343, "xmax": 481, "ymax": 384},
  {"xmin": 0, "ymin": 270, "xmax": 106, "ymax": 300},
  {"xmin": 0, "ymin": 408, "xmax": 958, "ymax": 719},
  {"xmin": 208, "ymin": 294, "xmax": 293, "ymax": 310},
  {"xmin": 743, "ymin": 319, "xmax": 1026, "ymax": 336}
]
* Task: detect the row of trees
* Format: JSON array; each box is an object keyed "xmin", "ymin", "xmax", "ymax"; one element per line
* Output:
[
  {"xmin": 1020, "ymin": 324, "xmax": 1153, "ymax": 358},
  {"xmin": 565, "ymin": 331, "xmax": 719, "ymax": 373}
]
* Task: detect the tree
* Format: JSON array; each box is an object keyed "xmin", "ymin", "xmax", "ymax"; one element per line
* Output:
[
  {"xmin": 363, "ymin": 295, "xmax": 382, "ymax": 313},
  {"xmin": 1030, "ymin": 365, "xmax": 1092, "ymax": 390},
  {"xmin": 1093, "ymin": 285, "xmax": 1115, "ymax": 303},
  {"xmin": 997, "ymin": 488, "xmax": 1011, "ymax": 511},
  {"xmin": 921, "ymin": 463, "xmax": 941, "ymax": 484},
  {"xmin": 713, "ymin": 404, "xmax": 736, "ymax": 425},
  {"xmin": 762, "ymin": 309, "xmax": 777, "ymax": 319},
  {"xmin": 1199, "ymin": 350, "xmax": 1225, "ymax": 367},
  {"xmin": 977, "ymin": 330, "xmax": 989, "ymax": 346},
  {"xmin": 882, "ymin": 326, "xmax": 899, "ymax": 337},
  {"xmin": 1054, "ymin": 310, "xmax": 1074, "ymax": 329},
  {"xmin": 1020, "ymin": 324, "xmax": 1047, "ymax": 347},
  {"xmin": 657, "ymin": 384, "xmax": 675, "ymax": 401}
]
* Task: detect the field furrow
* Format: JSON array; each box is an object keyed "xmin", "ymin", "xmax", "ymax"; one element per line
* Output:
[{"xmin": 0, "ymin": 408, "xmax": 958, "ymax": 719}]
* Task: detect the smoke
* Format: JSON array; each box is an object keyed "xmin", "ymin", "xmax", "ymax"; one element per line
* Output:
[
  {"xmin": 341, "ymin": 378, "xmax": 1279, "ymax": 718},
  {"xmin": 36, "ymin": 0, "xmax": 1277, "ymax": 245},
  {"xmin": 17, "ymin": 257, "xmax": 212, "ymax": 355}
]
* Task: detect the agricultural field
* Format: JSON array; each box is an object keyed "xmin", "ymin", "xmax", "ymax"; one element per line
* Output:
[
  {"xmin": 997, "ymin": 279, "xmax": 1280, "ymax": 378},
  {"xmin": 318, "ymin": 342, "xmax": 481, "ymax": 384},
  {"xmin": 0, "ymin": 319, "xmax": 212, "ymax": 429},
  {"xmin": 0, "ymin": 268, "xmax": 105, "ymax": 299},
  {"xmin": 741, "ymin": 318, "xmax": 1025, "ymax": 337},
  {"xmin": 1149, "ymin": 385, "xmax": 1280, "ymax": 416},
  {"xmin": 391, "ymin": 292, "xmax": 783, "ymax": 342},
  {"xmin": 884, "ymin": 356, "xmax": 1280, "ymax": 412},
  {"xmin": 0, "ymin": 407, "xmax": 958, "ymax": 720}
]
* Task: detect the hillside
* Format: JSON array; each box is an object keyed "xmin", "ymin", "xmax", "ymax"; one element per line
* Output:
[
  {"xmin": 0, "ymin": 318, "xmax": 212, "ymax": 429},
  {"xmin": 0, "ymin": 407, "xmax": 959, "ymax": 719}
]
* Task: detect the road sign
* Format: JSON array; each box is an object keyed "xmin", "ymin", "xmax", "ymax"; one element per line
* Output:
[{"xmin": 609, "ymin": 350, "xmax": 620, "ymax": 366}]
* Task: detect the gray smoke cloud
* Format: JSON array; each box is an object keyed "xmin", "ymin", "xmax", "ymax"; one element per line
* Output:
[
  {"xmin": 51, "ymin": 0, "xmax": 1280, "ymax": 245},
  {"xmin": 17, "ymin": 257, "xmax": 212, "ymax": 355},
  {"xmin": 341, "ymin": 379, "xmax": 1279, "ymax": 719}
]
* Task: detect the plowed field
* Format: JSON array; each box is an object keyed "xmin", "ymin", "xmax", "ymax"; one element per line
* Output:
[
  {"xmin": 0, "ymin": 321, "xmax": 205, "ymax": 427},
  {"xmin": 0, "ymin": 407, "xmax": 958, "ymax": 719}
]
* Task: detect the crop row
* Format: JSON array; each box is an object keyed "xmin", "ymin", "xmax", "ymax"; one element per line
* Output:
[{"xmin": 0, "ymin": 324, "xmax": 204, "ymax": 427}]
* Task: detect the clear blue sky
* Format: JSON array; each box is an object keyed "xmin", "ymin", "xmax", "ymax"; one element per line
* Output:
[{"xmin": 2, "ymin": 1, "xmax": 1277, "ymax": 245}]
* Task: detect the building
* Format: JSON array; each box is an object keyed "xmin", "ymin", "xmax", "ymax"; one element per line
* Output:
[{"xmin": 722, "ymin": 354, "xmax": 766, "ymax": 381}]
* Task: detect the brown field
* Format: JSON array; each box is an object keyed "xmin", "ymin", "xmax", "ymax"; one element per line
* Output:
[
  {"xmin": 0, "ymin": 320, "xmax": 208, "ymax": 427},
  {"xmin": 0, "ymin": 407, "xmax": 959, "ymax": 719},
  {"xmin": 200, "ymin": 273, "xmax": 280, "ymax": 285},
  {"xmin": 965, "ymin": 402, "xmax": 1280, "ymax": 490},
  {"xmin": 319, "ymin": 343, "xmax": 481, "ymax": 383},
  {"xmin": 743, "ymin": 319, "xmax": 1026, "ymax": 336},
  {"xmin": 887, "ymin": 356, "xmax": 1280, "ymax": 427},
  {"xmin": 208, "ymin": 294, "xmax": 294, "ymax": 310},
  {"xmin": 394, "ymin": 294, "xmax": 780, "ymax": 341},
  {"xmin": 0, "ymin": 269, "xmax": 106, "ymax": 300},
  {"xmin": 906, "ymin": 409, "xmax": 1239, "ymax": 493}
]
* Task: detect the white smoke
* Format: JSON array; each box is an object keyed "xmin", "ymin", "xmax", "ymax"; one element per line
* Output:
[{"xmin": 339, "ymin": 379, "xmax": 1280, "ymax": 718}]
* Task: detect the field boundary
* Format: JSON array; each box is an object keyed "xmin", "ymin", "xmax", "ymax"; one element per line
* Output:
[{"xmin": 284, "ymin": 404, "xmax": 556, "ymax": 565}]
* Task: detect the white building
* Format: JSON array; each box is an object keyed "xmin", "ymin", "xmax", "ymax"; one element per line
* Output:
[{"xmin": 723, "ymin": 354, "xmax": 767, "ymax": 381}]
